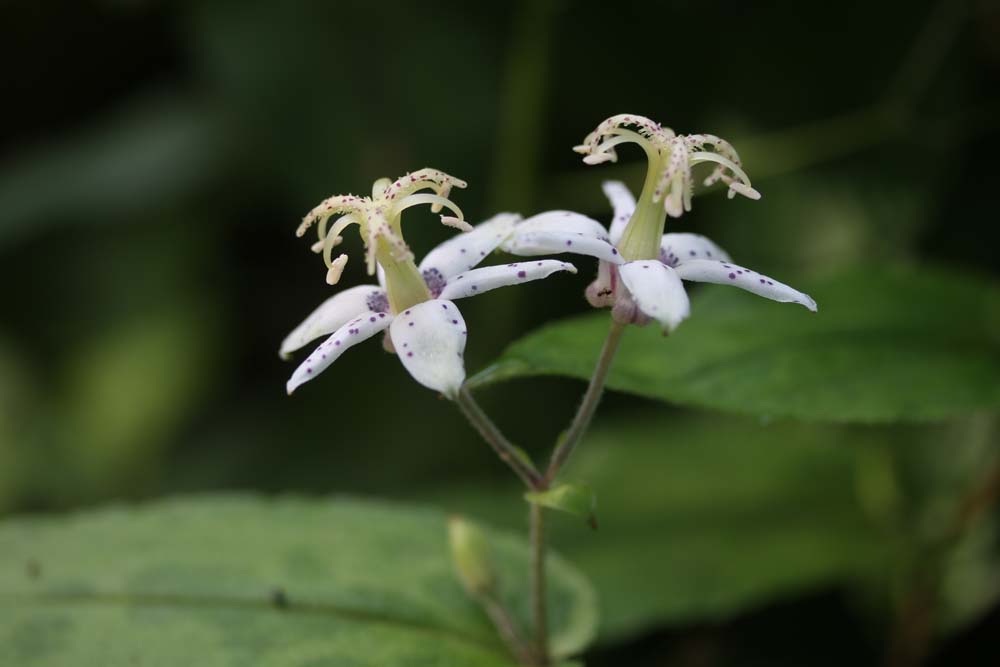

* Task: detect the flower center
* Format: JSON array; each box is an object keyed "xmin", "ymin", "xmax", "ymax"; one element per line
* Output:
[
  {"xmin": 376, "ymin": 236, "xmax": 432, "ymax": 313},
  {"xmin": 296, "ymin": 168, "xmax": 470, "ymax": 313},
  {"xmin": 574, "ymin": 114, "xmax": 762, "ymax": 261},
  {"xmin": 617, "ymin": 151, "xmax": 668, "ymax": 261}
]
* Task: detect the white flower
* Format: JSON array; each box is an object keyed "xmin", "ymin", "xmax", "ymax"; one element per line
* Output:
[
  {"xmin": 283, "ymin": 171, "xmax": 576, "ymax": 397},
  {"xmin": 499, "ymin": 115, "xmax": 817, "ymax": 334}
]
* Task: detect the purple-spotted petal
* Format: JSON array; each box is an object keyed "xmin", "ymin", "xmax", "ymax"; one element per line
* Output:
[
  {"xmin": 279, "ymin": 285, "xmax": 386, "ymax": 359},
  {"xmin": 286, "ymin": 310, "xmax": 392, "ymax": 394},
  {"xmin": 602, "ymin": 181, "xmax": 636, "ymax": 244},
  {"xmin": 418, "ymin": 212, "xmax": 521, "ymax": 280},
  {"xmin": 503, "ymin": 210, "xmax": 609, "ymax": 244},
  {"xmin": 438, "ymin": 260, "xmax": 577, "ymax": 301},
  {"xmin": 389, "ymin": 299, "xmax": 467, "ymax": 398},
  {"xmin": 618, "ymin": 261, "xmax": 691, "ymax": 332},
  {"xmin": 674, "ymin": 259, "xmax": 818, "ymax": 311},
  {"xmin": 659, "ymin": 233, "xmax": 732, "ymax": 268},
  {"xmin": 503, "ymin": 230, "xmax": 623, "ymax": 265}
]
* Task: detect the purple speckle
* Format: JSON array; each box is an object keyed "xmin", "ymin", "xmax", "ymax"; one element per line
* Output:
[
  {"xmin": 689, "ymin": 250, "xmax": 696, "ymax": 256},
  {"xmin": 335, "ymin": 340, "xmax": 341, "ymax": 346},
  {"xmin": 379, "ymin": 313, "xmax": 386, "ymax": 318},
  {"xmin": 611, "ymin": 248, "xmax": 618, "ymax": 255},
  {"xmin": 422, "ymin": 267, "xmax": 447, "ymax": 297},
  {"xmin": 729, "ymin": 273, "xmax": 736, "ymax": 280},
  {"xmin": 366, "ymin": 291, "xmax": 390, "ymax": 313},
  {"xmin": 565, "ymin": 240, "xmax": 573, "ymax": 246},
  {"xmin": 642, "ymin": 264, "xmax": 650, "ymax": 269},
  {"xmin": 537, "ymin": 262, "xmax": 542, "ymax": 266},
  {"xmin": 306, "ymin": 368, "xmax": 312, "ymax": 374},
  {"xmin": 408, "ymin": 322, "xmax": 415, "ymax": 327},
  {"xmin": 767, "ymin": 280, "xmax": 774, "ymax": 285},
  {"xmin": 406, "ymin": 352, "xmax": 413, "ymax": 357},
  {"xmin": 760, "ymin": 278, "xmax": 766, "ymax": 284},
  {"xmin": 517, "ymin": 270, "xmax": 526, "ymax": 278},
  {"xmin": 369, "ymin": 316, "xmax": 376, "ymax": 322},
  {"xmin": 404, "ymin": 309, "xmax": 411, "ymax": 315},
  {"xmin": 471, "ymin": 285, "xmax": 478, "ymax": 291},
  {"xmin": 460, "ymin": 248, "xmax": 466, "ymax": 253},
  {"xmin": 451, "ymin": 319, "xmax": 458, "ymax": 324}
]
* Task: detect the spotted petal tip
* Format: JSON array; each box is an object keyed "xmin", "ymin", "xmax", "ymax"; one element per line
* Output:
[{"xmin": 389, "ymin": 300, "xmax": 467, "ymax": 398}]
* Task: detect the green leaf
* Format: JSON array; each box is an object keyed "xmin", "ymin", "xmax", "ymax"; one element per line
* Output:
[
  {"xmin": 525, "ymin": 483, "xmax": 598, "ymax": 529},
  {"xmin": 470, "ymin": 266, "xmax": 1000, "ymax": 422},
  {"xmin": 425, "ymin": 414, "xmax": 898, "ymax": 642},
  {"xmin": 0, "ymin": 495, "xmax": 597, "ymax": 666}
]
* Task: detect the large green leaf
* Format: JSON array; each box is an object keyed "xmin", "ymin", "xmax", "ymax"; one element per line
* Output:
[
  {"xmin": 0, "ymin": 495, "xmax": 597, "ymax": 666},
  {"xmin": 469, "ymin": 266, "xmax": 1000, "ymax": 422},
  {"xmin": 425, "ymin": 414, "xmax": 903, "ymax": 641}
]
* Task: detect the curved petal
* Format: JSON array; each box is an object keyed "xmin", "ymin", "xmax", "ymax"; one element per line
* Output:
[
  {"xmin": 619, "ymin": 261, "xmax": 691, "ymax": 332},
  {"xmin": 439, "ymin": 260, "xmax": 577, "ymax": 301},
  {"xmin": 659, "ymin": 233, "xmax": 732, "ymax": 268},
  {"xmin": 279, "ymin": 285, "xmax": 386, "ymax": 359},
  {"xmin": 389, "ymin": 299, "xmax": 467, "ymax": 398},
  {"xmin": 503, "ymin": 210, "xmax": 609, "ymax": 244},
  {"xmin": 418, "ymin": 212, "xmax": 521, "ymax": 279},
  {"xmin": 674, "ymin": 259, "xmax": 818, "ymax": 311},
  {"xmin": 286, "ymin": 310, "xmax": 392, "ymax": 394},
  {"xmin": 602, "ymin": 181, "xmax": 636, "ymax": 244},
  {"xmin": 503, "ymin": 230, "xmax": 623, "ymax": 265},
  {"xmin": 586, "ymin": 259, "xmax": 618, "ymax": 308}
]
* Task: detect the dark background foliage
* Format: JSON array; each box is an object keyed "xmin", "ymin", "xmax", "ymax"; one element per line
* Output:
[{"xmin": 1, "ymin": 0, "xmax": 998, "ymax": 665}]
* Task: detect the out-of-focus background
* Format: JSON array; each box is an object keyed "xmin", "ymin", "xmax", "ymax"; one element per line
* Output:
[{"xmin": 1, "ymin": 0, "xmax": 998, "ymax": 665}]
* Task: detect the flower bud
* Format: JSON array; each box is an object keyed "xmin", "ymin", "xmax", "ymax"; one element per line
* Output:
[{"xmin": 448, "ymin": 516, "xmax": 497, "ymax": 596}]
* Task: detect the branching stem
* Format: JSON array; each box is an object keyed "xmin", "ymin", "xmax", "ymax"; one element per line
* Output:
[
  {"xmin": 545, "ymin": 319, "xmax": 625, "ymax": 483},
  {"xmin": 456, "ymin": 387, "xmax": 543, "ymax": 490}
]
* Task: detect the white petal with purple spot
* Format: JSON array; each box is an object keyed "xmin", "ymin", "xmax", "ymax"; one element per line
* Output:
[
  {"xmin": 279, "ymin": 285, "xmax": 386, "ymax": 359},
  {"xmin": 503, "ymin": 230, "xmax": 623, "ymax": 265},
  {"xmin": 389, "ymin": 299, "xmax": 467, "ymax": 398},
  {"xmin": 503, "ymin": 211, "xmax": 609, "ymax": 244},
  {"xmin": 418, "ymin": 212, "xmax": 521, "ymax": 280},
  {"xmin": 602, "ymin": 180, "xmax": 636, "ymax": 244},
  {"xmin": 619, "ymin": 260, "xmax": 691, "ymax": 332},
  {"xmin": 286, "ymin": 310, "xmax": 392, "ymax": 394},
  {"xmin": 438, "ymin": 260, "xmax": 577, "ymax": 301},
  {"xmin": 674, "ymin": 259, "xmax": 818, "ymax": 311},
  {"xmin": 659, "ymin": 233, "xmax": 732, "ymax": 268}
]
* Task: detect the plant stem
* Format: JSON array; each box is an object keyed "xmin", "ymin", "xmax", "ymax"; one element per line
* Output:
[
  {"xmin": 545, "ymin": 319, "xmax": 625, "ymax": 483},
  {"xmin": 529, "ymin": 501, "xmax": 548, "ymax": 665},
  {"xmin": 456, "ymin": 386, "xmax": 543, "ymax": 490},
  {"xmin": 884, "ymin": 455, "xmax": 1000, "ymax": 667},
  {"xmin": 480, "ymin": 594, "xmax": 535, "ymax": 666}
]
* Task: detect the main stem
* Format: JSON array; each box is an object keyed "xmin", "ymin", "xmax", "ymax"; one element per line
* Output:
[
  {"xmin": 457, "ymin": 387, "xmax": 543, "ymax": 490},
  {"xmin": 458, "ymin": 318, "xmax": 626, "ymax": 666},
  {"xmin": 545, "ymin": 319, "xmax": 626, "ymax": 483}
]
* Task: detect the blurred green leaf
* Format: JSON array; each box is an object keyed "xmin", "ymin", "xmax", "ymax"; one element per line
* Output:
[
  {"xmin": 428, "ymin": 414, "xmax": 890, "ymax": 641},
  {"xmin": 526, "ymin": 483, "xmax": 597, "ymax": 529},
  {"xmin": 0, "ymin": 96, "xmax": 226, "ymax": 246},
  {"xmin": 0, "ymin": 495, "xmax": 597, "ymax": 665},
  {"xmin": 470, "ymin": 266, "xmax": 1000, "ymax": 422},
  {"xmin": 63, "ymin": 301, "xmax": 221, "ymax": 489}
]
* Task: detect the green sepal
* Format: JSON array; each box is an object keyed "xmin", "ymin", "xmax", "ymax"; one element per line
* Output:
[{"xmin": 525, "ymin": 483, "xmax": 598, "ymax": 530}]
